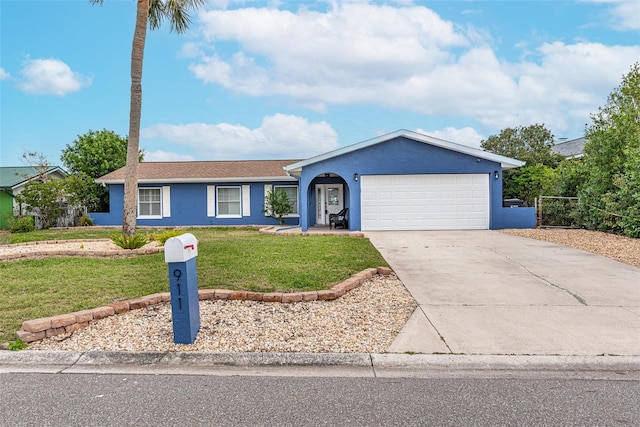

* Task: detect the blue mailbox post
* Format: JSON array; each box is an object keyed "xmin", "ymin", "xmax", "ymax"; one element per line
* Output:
[{"xmin": 164, "ymin": 233, "xmax": 200, "ymax": 344}]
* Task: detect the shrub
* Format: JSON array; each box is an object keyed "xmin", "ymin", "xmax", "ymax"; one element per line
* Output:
[
  {"xmin": 263, "ymin": 189, "xmax": 294, "ymax": 226},
  {"xmin": 150, "ymin": 229, "xmax": 184, "ymax": 246},
  {"xmin": 110, "ymin": 233, "xmax": 148, "ymax": 249},
  {"xmin": 9, "ymin": 216, "xmax": 35, "ymax": 233},
  {"xmin": 77, "ymin": 212, "xmax": 94, "ymax": 227}
]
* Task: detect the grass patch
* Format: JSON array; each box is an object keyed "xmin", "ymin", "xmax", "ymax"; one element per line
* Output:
[{"xmin": 0, "ymin": 227, "xmax": 387, "ymax": 342}]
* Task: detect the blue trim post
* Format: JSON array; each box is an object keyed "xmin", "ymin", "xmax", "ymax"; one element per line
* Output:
[
  {"xmin": 165, "ymin": 233, "xmax": 200, "ymax": 344},
  {"xmin": 167, "ymin": 258, "xmax": 200, "ymax": 344}
]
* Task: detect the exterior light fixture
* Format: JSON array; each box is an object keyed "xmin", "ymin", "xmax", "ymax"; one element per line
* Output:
[
  {"xmin": 354, "ymin": 173, "xmax": 359, "ymax": 182},
  {"xmin": 494, "ymin": 170, "xmax": 499, "ymax": 179}
]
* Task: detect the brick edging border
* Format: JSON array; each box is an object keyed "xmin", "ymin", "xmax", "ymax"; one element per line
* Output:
[
  {"xmin": 15, "ymin": 267, "xmax": 393, "ymax": 344},
  {"xmin": 0, "ymin": 239, "xmax": 164, "ymax": 262}
]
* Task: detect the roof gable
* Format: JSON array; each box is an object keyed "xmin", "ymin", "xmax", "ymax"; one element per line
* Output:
[
  {"xmin": 285, "ymin": 130, "xmax": 525, "ymax": 173},
  {"xmin": 0, "ymin": 166, "xmax": 67, "ymax": 189},
  {"xmin": 96, "ymin": 160, "xmax": 301, "ymax": 184}
]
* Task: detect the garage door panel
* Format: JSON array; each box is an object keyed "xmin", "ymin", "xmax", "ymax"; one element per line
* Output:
[{"xmin": 361, "ymin": 174, "xmax": 489, "ymax": 230}]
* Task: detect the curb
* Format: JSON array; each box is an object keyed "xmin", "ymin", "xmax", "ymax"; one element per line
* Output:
[{"xmin": 2, "ymin": 351, "xmax": 639, "ymax": 371}]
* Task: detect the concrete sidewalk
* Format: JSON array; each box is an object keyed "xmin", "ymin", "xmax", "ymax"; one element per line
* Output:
[{"xmin": 368, "ymin": 230, "xmax": 640, "ymax": 356}]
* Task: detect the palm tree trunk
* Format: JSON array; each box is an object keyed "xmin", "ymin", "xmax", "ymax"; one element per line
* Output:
[{"xmin": 122, "ymin": 0, "xmax": 149, "ymax": 236}]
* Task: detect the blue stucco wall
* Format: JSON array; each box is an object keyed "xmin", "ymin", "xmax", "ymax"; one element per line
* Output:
[
  {"xmin": 298, "ymin": 136, "xmax": 535, "ymax": 231},
  {"xmin": 91, "ymin": 181, "xmax": 300, "ymax": 227}
]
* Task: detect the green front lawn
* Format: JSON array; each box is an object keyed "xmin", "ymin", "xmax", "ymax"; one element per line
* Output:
[{"xmin": 0, "ymin": 227, "xmax": 387, "ymax": 343}]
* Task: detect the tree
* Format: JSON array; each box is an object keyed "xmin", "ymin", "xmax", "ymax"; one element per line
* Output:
[
  {"xmin": 15, "ymin": 152, "xmax": 87, "ymax": 229},
  {"xmin": 580, "ymin": 62, "xmax": 640, "ymax": 236},
  {"xmin": 510, "ymin": 164, "xmax": 557, "ymax": 207},
  {"xmin": 553, "ymin": 158, "xmax": 588, "ymax": 198},
  {"xmin": 481, "ymin": 124, "xmax": 563, "ymax": 168},
  {"xmin": 91, "ymin": 0, "xmax": 204, "ymax": 235},
  {"xmin": 61, "ymin": 129, "xmax": 139, "ymax": 211},
  {"xmin": 481, "ymin": 124, "xmax": 564, "ymax": 205},
  {"xmin": 15, "ymin": 179, "xmax": 67, "ymax": 229},
  {"xmin": 263, "ymin": 189, "xmax": 294, "ymax": 226}
]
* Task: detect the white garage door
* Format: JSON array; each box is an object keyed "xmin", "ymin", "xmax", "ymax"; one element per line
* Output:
[{"xmin": 361, "ymin": 174, "xmax": 489, "ymax": 231}]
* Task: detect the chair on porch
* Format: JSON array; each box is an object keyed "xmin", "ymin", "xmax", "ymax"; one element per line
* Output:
[{"xmin": 329, "ymin": 208, "xmax": 348, "ymax": 230}]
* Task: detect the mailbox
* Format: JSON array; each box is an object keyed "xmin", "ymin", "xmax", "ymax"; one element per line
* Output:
[
  {"xmin": 164, "ymin": 233, "xmax": 200, "ymax": 344},
  {"xmin": 164, "ymin": 233, "xmax": 198, "ymax": 263}
]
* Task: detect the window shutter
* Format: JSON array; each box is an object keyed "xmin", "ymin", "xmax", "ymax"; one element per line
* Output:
[
  {"xmin": 207, "ymin": 185, "xmax": 215, "ymax": 217},
  {"xmin": 162, "ymin": 186, "xmax": 171, "ymax": 217},
  {"xmin": 242, "ymin": 185, "xmax": 251, "ymax": 217},
  {"xmin": 264, "ymin": 184, "xmax": 272, "ymax": 216}
]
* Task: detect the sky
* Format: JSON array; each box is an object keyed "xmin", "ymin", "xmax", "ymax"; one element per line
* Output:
[{"xmin": 1, "ymin": 0, "xmax": 639, "ymax": 167}]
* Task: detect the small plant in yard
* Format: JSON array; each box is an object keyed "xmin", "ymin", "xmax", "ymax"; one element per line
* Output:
[
  {"xmin": 9, "ymin": 216, "xmax": 36, "ymax": 233},
  {"xmin": 263, "ymin": 189, "xmax": 294, "ymax": 226},
  {"xmin": 150, "ymin": 229, "xmax": 185, "ymax": 246},
  {"xmin": 110, "ymin": 233, "xmax": 148, "ymax": 249},
  {"xmin": 77, "ymin": 212, "xmax": 94, "ymax": 227},
  {"xmin": 8, "ymin": 338, "xmax": 27, "ymax": 351}
]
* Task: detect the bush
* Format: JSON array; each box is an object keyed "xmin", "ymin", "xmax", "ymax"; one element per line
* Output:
[
  {"xmin": 77, "ymin": 212, "xmax": 94, "ymax": 227},
  {"xmin": 9, "ymin": 216, "xmax": 35, "ymax": 233},
  {"xmin": 110, "ymin": 233, "xmax": 148, "ymax": 249},
  {"xmin": 263, "ymin": 189, "xmax": 294, "ymax": 226},
  {"xmin": 149, "ymin": 229, "xmax": 185, "ymax": 246}
]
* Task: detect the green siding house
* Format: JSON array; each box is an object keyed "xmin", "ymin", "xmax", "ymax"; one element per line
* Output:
[{"xmin": 0, "ymin": 166, "xmax": 67, "ymax": 229}]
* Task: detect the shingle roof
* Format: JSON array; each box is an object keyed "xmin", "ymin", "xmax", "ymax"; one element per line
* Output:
[
  {"xmin": 552, "ymin": 137, "xmax": 586, "ymax": 159},
  {"xmin": 0, "ymin": 166, "xmax": 66, "ymax": 189},
  {"xmin": 96, "ymin": 160, "xmax": 302, "ymax": 184}
]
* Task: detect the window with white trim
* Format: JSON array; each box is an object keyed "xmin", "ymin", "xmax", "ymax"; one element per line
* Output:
[
  {"xmin": 138, "ymin": 188, "xmax": 162, "ymax": 218},
  {"xmin": 216, "ymin": 186, "xmax": 241, "ymax": 217},
  {"xmin": 274, "ymin": 185, "xmax": 299, "ymax": 215}
]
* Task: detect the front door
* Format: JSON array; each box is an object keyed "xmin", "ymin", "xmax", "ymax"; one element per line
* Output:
[{"xmin": 315, "ymin": 184, "xmax": 343, "ymax": 225}]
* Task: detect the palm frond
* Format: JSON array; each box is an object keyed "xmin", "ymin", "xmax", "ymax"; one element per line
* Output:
[{"xmin": 158, "ymin": 0, "xmax": 205, "ymax": 33}]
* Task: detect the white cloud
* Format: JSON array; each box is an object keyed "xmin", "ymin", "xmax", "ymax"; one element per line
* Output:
[
  {"xmin": 0, "ymin": 68, "xmax": 10, "ymax": 80},
  {"xmin": 141, "ymin": 114, "xmax": 339, "ymax": 160},
  {"xmin": 610, "ymin": 1, "xmax": 640, "ymax": 30},
  {"xmin": 582, "ymin": 0, "xmax": 640, "ymax": 31},
  {"xmin": 416, "ymin": 127, "xmax": 486, "ymax": 148},
  {"xmin": 187, "ymin": 2, "xmax": 639, "ymax": 136},
  {"xmin": 192, "ymin": 2, "xmax": 468, "ymax": 101},
  {"xmin": 17, "ymin": 58, "xmax": 92, "ymax": 96}
]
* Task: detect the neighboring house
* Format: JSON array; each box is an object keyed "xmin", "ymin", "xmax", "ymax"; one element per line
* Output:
[
  {"xmin": 552, "ymin": 137, "xmax": 586, "ymax": 159},
  {"xmin": 0, "ymin": 166, "xmax": 68, "ymax": 229},
  {"xmin": 93, "ymin": 130, "xmax": 536, "ymax": 231}
]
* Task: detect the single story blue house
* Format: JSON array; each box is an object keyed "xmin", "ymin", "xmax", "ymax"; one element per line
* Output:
[{"xmin": 93, "ymin": 130, "xmax": 535, "ymax": 231}]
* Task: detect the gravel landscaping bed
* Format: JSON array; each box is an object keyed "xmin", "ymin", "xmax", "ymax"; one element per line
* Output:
[
  {"xmin": 500, "ymin": 228, "xmax": 640, "ymax": 267},
  {"xmin": 29, "ymin": 274, "xmax": 417, "ymax": 353},
  {"xmin": 0, "ymin": 239, "xmax": 162, "ymax": 261}
]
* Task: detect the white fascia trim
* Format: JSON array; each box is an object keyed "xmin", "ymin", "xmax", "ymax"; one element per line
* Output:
[
  {"xmin": 96, "ymin": 176, "xmax": 299, "ymax": 185},
  {"xmin": 11, "ymin": 167, "xmax": 69, "ymax": 190},
  {"xmin": 284, "ymin": 129, "xmax": 525, "ymax": 171}
]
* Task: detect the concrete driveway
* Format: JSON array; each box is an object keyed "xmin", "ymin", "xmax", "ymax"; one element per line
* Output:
[{"xmin": 367, "ymin": 231, "xmax": 640, "ymax": 356}]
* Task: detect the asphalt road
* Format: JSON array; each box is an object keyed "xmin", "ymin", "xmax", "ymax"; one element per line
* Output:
[{"xmin": 2, "ymin": 372, "xmax": 638, "ymax": 426}]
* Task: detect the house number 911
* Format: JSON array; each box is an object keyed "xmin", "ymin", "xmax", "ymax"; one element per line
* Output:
[{"xmin": 173, "ymin": 268, "xmax": 182, "ymax": 309}]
